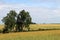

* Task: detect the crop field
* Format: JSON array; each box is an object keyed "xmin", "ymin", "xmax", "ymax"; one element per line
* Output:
[
  {"xmin": 0, "ymin": 30, "xmax": 60, "ymax": 40},
  {"xmin": 0, "ymin": 25, "xmax": 4, "ymax": 30},
  {"xmin": 0, "ymin": 24, "xmax": 60, "ymax": 40},
  {"xmin": 30, "ymin": 24, "xmax": 60, "ymax": 30},
  {"xmin": 1, "ymin": 24, "xmax": 60, "ymax": 30}
]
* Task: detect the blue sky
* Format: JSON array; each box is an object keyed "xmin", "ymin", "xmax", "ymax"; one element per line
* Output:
[{"xmin": 0, "ymin": 0, "xmax": 60, "ymax": 24}]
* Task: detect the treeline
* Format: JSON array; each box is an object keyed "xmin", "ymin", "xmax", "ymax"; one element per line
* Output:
[{"xmin": 2, "ymin": 10, "xmax": 33, "ymax": 33}]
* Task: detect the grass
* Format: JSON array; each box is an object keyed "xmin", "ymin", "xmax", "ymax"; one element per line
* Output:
[
  {"xmin": 0, "ymin": 25, "xmax": 4, "ymax": 30},
  {"xmin": 1, "ymin": 24, "xmax": 60, "ymax": 30},
  {"xmin": 30, "ymin": 24, "xmax": 60, "ymax": 30},
  {"xmin": 0, "ymin": 24, "xmax": 60, "ymax": 40},
  {"xmin": 0, "ymin": 30, "xmax": 60, "ymax": 40}
]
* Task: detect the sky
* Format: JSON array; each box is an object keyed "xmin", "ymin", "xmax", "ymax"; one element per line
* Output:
[{"xmin": 0, "ymin": 0, "xmax": 60, "ymax": 24}]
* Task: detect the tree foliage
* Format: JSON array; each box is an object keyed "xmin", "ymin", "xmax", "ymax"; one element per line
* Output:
[
  {"xmin": 2, "ymin": 10, "xmax": 32, "ymax": 33},
  {"xmin": 2, "ymin": 10, "xmax": 17, "ymax": 33},
  {"xmin": 16, "ymin": 10, "xmax": 32, "ymax": 31}
]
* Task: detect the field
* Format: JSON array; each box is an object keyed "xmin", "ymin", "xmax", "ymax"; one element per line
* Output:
[
  {"xmin": 1, "ymin": 24, "xmax": 60, "ymax": 30},
  {"xmin": 0, "ymin": 24, "xmax": 60, "ymax": 40},
  {"xmin": 30, "ymin": 24, "xmax": 60, "ymax": 30}
]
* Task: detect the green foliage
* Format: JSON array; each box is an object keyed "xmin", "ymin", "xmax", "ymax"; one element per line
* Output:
[
  {"xmin": 24, "ymin": 12, "xmax": 31, "ymax": 31},
  {"xmin": 2, "ymin": 10, "xmax": 32, "ymax": 32},
  {"xmin": 2, "ymin": 10, "xmax": 17, "ymax": 33},
  {"xmin": 16, "ymin": 10, "xmax": 32, "ymax": 31}
]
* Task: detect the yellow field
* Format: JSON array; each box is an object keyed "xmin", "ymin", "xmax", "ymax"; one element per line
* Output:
[
  {"xmin": 0, "ymin": 25, "xmax": 4, "ymax": 30},
  {"xmin": 0, "ymin": 24, "xmax": 60, "ymax": 30},
  {"xmin": 30, "ymin": 24, "xmax": 60, "ymax": 30},
  {"xmin": 0, "ymin": 30, "xmax": 60, "ymax": 40},
  {"xmin": 0, "ymin": 24, "xmax": 60, "ymax": 40}
]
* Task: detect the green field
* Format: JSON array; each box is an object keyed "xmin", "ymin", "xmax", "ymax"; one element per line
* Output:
[{"xmin": 0, "ymin": 24, "xmax": 60, "ymax": 40}]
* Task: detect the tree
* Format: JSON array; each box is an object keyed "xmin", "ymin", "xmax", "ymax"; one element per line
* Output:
[
  {"xmin": 2, "ymin": 16, "xmax": 10, "ymax": 33},
  {"xmin": 24, "ymin": 12, "xmax": 31, "ymax": 31},
  {"xmin": 2, "ymin": 10, "xmax": 32, "ymax": 33},
  {"xmin": 16, "ymin": 10, "xmax": 32, "ymax": 31},
  {"xmin": 2, "ymin": 10, "xmax": 17, "ymax": 33},
  {"xmin": 16, "ymin": 10, "xmax": 26, "ymax": 32},
  {"xmin": 7, "ymin": 10, "xmax": 17, "ymax": 31}
]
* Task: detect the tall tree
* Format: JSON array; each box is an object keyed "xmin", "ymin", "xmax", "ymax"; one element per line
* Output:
[
  {"xmin": 2, "ymin": 10, "xmax": 17, "ymax": 33},
  {"xmin": 16, "ymin": 10, "xmax": 26, "ymax": 31},
  {"xmin": 25, "ymin": 12, "xmax": 31, "ymax": 31},
  {"xmin": 16, "ymin": 10, "xmax": 32, "ymax": 31}
]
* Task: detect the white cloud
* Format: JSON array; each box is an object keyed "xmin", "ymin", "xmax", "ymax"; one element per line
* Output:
[{"xmin": 0, "ymin": 4, "xmax": 60, "ymax": 23}]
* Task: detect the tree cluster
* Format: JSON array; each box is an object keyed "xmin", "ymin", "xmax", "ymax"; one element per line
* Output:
[{"xmin": 2, "ymin": 10, "xmax": 32, "ymax": 33}]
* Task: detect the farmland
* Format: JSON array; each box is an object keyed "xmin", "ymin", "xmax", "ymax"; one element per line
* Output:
[
  {"xmin": 0, "ymin": 24, "xmax": 60, "ymax": 40},
  {"xmin": 1, "ymin": 24, "xmax": 60, "ymax": 30},
  {"xmin": 30, "ymin": 24, "xmax": 60, "ymax": 30}
]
